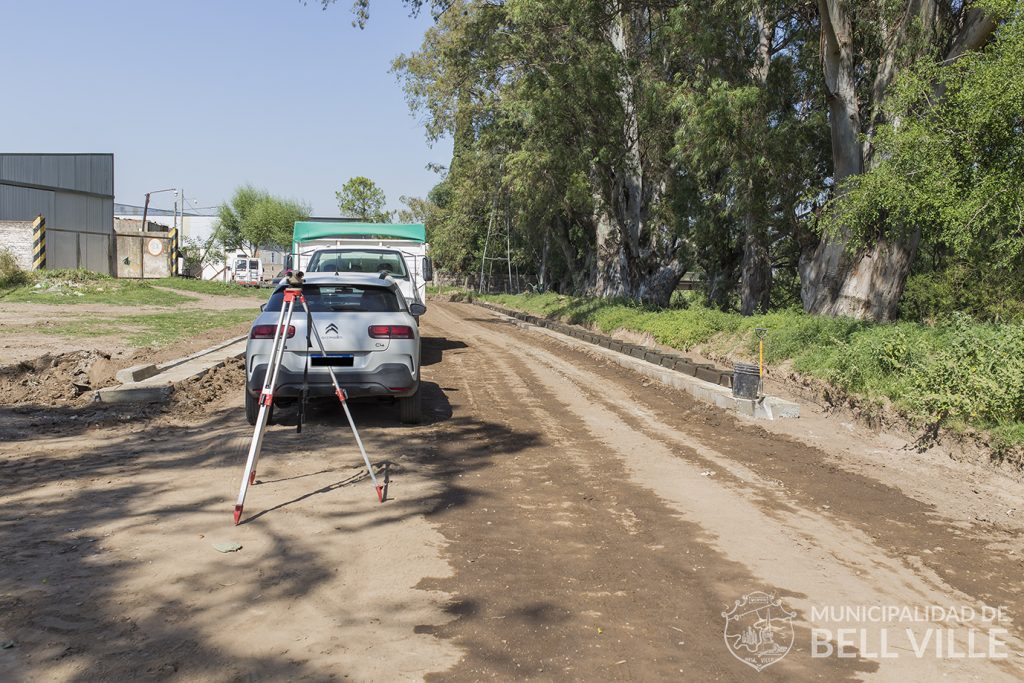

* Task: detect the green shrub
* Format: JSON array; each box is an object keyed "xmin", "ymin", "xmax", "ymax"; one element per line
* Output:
[
  {"xmin": 901, "ymin": 266, "xmax": 1024, "ymax": 323},
  {"xmin": 0, "ymin": 250, "xmax": 29, "ymax": 288}
]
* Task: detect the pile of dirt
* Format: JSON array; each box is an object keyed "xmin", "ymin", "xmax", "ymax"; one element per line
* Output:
[
  {"xmin": 0, "ymin": 351, "xmax": 120, "ymax": 406},
  {"xmin": 166, "ymin": 358, "xmax": 246, "ymax": 417}
]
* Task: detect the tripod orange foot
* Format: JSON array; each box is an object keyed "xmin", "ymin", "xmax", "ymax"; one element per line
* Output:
[
  {"xmin": 376, "ymin": 484, "xmax": 384, "ymax": 503},
  {"xmin": 233, "ymin": 504, "xmax": 243, "ymax": 525}
]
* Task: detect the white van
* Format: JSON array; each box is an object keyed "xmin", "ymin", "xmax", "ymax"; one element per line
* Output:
[{"xmin": 232, "ymin": 256, "xmax": 264, "ymax": 286}]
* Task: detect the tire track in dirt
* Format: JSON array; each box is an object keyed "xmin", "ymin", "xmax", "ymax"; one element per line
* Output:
[
  {"xmin": 420, "ymin": 302, "xmax": 1023, "ymax": 681},
  {"xmin": 418, "ymin": 305, "xmax": 874, "ymax": 680},
  {"xmin": 495, "ymin": 311, "xmax": 1024, "ymax": 630}
]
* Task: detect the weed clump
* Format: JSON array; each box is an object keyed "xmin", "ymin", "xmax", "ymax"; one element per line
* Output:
[{"xmin": 0, "ymin": 249, "xmax": 29, "ymax": 288}]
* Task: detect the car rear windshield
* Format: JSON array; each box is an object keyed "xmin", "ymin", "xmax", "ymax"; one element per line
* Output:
[
  {"xmin": 307, "ymin": 250, "xmax": 408, "ymax": 278},
  {"xmin": 264, "ymin": 284, "xmax": 401, "ymax": 313}
]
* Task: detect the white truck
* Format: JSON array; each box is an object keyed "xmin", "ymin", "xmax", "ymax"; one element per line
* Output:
[{"xmin": 285, "ymin": 221, "xmax": 433, "ymax": 309}]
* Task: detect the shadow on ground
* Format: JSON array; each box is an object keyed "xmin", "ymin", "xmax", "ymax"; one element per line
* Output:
[{"xmin": 0, "ymin": 332, "xmax": 540, "ymax": 680}]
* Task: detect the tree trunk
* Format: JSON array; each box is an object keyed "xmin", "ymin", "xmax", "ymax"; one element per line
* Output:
[
  {"xmin": 539, "ymin": 230, "xmax": 550, "ymax": 291},
  {"xmin": 801, "ymin": 1, "xmax": 910, "ymax": 320},
  {"xmin": 739, "ymin": 7, "xmax": 773, "ymax": 316},
  {"xmin": 801, "ymin": 0, "xmax": 997, "ymax": 321},
  {"xmin": 552, "ymin": 215, "xmax": 591, "ymax": 295},
  {"xmin": 740, "ymin": 220, "xmax": 771, "ymax": 315},
  {"xmin": 590, "ymin": 5, "xmax": 683, "ymax": 307}
]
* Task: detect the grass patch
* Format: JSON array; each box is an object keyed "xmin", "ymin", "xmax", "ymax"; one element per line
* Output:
[
  {"xmin": 0, "ymin": 270, "xmax": 194, "ymax": 307},
  {"xmin": 43, "ymin": 309, "xmax": 257, "ymax": 347},
  {"xmin": 480, "ymin": 292, "xmax": 1024, "ymax": 447},
  {"xmin": 152, "ymin": 277, "xmax": 270, "ymax": 298},
  {"xmin": 428, "ymin": 284, "xmax": 472, "ymax": 296},
  {"xmin": 122, "ymin": 310, "xmax": 257, "ymax": 346}
]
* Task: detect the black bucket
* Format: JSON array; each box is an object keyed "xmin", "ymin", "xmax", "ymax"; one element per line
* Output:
[{"xmin": 732, "ymin": 362, "xmax": 760, "ymax": 400}]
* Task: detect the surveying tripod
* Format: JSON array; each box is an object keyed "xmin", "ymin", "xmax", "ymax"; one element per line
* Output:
[{"xmin": 233, "ymin": 286, "xmax": 383, "ymax": 525}]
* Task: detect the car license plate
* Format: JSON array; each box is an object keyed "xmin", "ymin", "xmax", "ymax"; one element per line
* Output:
[{"xmin": 311, "ymin": 354, "xmax": 354, "ymax": 367}]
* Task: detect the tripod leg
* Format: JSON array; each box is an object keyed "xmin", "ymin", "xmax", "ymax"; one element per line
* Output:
[
  {"xmin": 235, "ymin": 398, "xmax": 272, "ymax": 523},
  {"xmin": 247, "ymin": 298, "xmax": 294, "ymax": 485},
  {"xmin": 301, "ymin": 298, "xmax": 384, "ymax": 503},
  {"xmin": 297, "ymin": 305, "xmax": 312, "ymax": 434},
  {"xmin": 233, "ymin": 297, "xmax": 296, "ymax": 524},
  {"xmin": 339, "ymin": 396, "xmax": 384, "ymax": 502}
]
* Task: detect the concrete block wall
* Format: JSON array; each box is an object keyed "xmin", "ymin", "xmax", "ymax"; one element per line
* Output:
[
  {"xmin": 0, "ymin": 220, "xmax": 35, "ymax": 270},
  {"xmin": 115, "ymin": 231, "xmax": 172, "ymax": 279}
]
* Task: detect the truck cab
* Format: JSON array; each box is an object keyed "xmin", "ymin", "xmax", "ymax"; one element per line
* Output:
[
  {"xmin": 304, "ymin": 247, "xmax": 428, "ymax": 307},
  {"xmin": 287, "ymin": 221, "xmax": 432, "ymax": 312}
]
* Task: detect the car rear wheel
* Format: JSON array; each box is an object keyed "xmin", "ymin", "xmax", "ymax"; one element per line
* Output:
[
  {"xmin": 245, "ymin": 390, "xmax": 258, "ymax": 425},
  {"xmin": 245, "ymin": 390, "xmax": 273, "ymax": 426},
  {"xmin": 398, "ymin": 388, "xmax": 422, "ymax": 424}
]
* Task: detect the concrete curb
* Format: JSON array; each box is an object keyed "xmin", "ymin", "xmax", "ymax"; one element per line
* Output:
[
  {"xmin": 473, "ymin": 301, "xmax": 799, "ymax": 421},
  {"xmin": 95, "ymin": 334, "xmax": 249, "ymax": 404}
]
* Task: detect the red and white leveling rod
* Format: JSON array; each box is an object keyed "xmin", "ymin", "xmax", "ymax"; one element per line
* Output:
[{"xmin": 233, "ymin": 287, "xmax": 383, "ymax": 525}]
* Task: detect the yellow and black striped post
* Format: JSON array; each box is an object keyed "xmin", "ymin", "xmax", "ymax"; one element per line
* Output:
[
  {"xmin": 168, "ymin": 226, "xmax": 178, "ymax": 276},
  {"xmin": 32, "ymin": 215, "xmax": 46, "ymax": 270}
]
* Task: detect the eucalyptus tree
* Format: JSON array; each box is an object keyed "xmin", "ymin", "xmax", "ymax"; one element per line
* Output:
[
  {"xmin": 671, "ymin": 1, "xmax": 828, "ymax": 313},
  {"xmin": 823, "ymin": 2, "xmax": 1024, "ymax": 316},
  {"xmin": 424, "ymin": 0, "xmax": 692, "ymax": 305},
  {"xmin": 801, "ymin": 0, "xmax": 1001, "ymax": 320}
]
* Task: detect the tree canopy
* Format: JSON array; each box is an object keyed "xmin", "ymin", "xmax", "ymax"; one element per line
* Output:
[
  {"xmin": 398, "ymin": 195, "xmax": 436, "ymax": 224},
  {"xmin": 332, "ymin": 0, "xmax": 1019, "ymax": 321},
  {"xmin": 215, "ymin": 185, "xmax": 309, "ymax": 256},
  {"xmin": 336, "ymin": 176, "xmax": 393, "ymax": 223}
]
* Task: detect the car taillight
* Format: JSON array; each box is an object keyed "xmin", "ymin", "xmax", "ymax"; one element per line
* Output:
[
  {"xmin": 368, "ymin": 324, "xmax": 414, "ymax": 339},
  {"xmin": 251, "ymin": 324, "xmax": 295, "ymax": 339}
]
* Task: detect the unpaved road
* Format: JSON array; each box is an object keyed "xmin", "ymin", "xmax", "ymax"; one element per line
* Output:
[{"xmin": 2, "ymin": 301, "xmax": 1023, "ymax": 681}]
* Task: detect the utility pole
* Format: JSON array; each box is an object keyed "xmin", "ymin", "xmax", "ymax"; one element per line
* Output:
[
  {"xmin": 142, "ymin": 193, "xmax": 151, "ymax": 233},
  {"xmin": 141, "ymin": 187, "xmax": 175, "ymax": 232}
]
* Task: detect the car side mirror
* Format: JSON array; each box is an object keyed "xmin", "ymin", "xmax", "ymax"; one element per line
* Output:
[
  {"xmin": 409, "ymin": 303, "xmax": 427, "ymax": 317},
  {"xmin": 260, "ymin": 303, "xmax": 266, "ymax": 312},
  {"xmin": 422, "ymin": 257, "xmax": 434, "ymax": 282}
]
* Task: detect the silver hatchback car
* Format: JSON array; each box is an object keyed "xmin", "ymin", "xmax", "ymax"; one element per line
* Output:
[{"xmin": 244, "ymin": 273, "xmax": 425, "ymax": 424}]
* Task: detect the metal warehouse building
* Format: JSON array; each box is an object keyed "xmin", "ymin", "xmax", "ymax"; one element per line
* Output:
[{"xmin": 0, "ymin": 153, "xmax": 115, "ymax": 274}]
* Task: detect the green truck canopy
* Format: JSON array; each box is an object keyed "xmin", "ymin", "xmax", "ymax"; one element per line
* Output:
[{"xmin": 292, "ymin": 221, "xmax": 426, "ymax": 245}]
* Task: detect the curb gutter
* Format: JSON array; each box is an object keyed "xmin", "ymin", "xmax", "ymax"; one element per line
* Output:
[{"xmin": 473, "ymin": 301, "xmax": 799, "ymax": 421}]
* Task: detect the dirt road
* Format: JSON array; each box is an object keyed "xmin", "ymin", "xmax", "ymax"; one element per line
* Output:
[{"xmin": 2, "ymin": 301, "xmax": 1023, "ymax": 681}]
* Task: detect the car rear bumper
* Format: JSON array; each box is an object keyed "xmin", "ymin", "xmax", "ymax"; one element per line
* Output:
[{"xmin": 247, "ymin": 362, "xmax": 418, "ymax": 399}]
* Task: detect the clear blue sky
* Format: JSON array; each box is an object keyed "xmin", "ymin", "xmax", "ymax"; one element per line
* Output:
[{"xmin": 1, "ymin": 0, "xmax": 451, "ymax": 216}]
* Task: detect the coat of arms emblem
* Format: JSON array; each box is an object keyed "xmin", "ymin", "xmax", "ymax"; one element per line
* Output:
[{"xmin": 723, "ymin": 591, "xmax": 796, "ymax": 671}]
